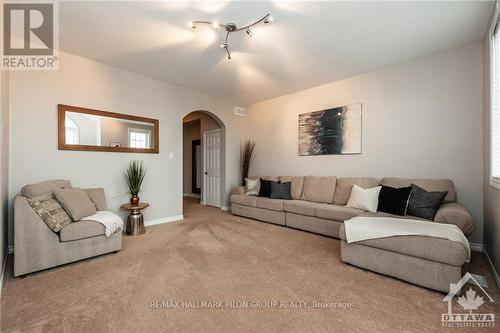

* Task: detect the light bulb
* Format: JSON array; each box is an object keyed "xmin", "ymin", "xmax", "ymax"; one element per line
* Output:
[
  {"xmin": 246, "ymin": 29, "xmax": 253, "ymax": 38},
  {"xmin": 212, "ymin": 21, "xmax": 219, "ymax": 30},
  {"xmin": 264, "ymin": 15, "xmax": 273, "ymax": 24},
  {"xmin": 220, "ymin": 43, "xmax": 228, "ymax": 49},
  {"xmin": 188, "ymin": 21, "xmax": 196, "ymax": 29}
]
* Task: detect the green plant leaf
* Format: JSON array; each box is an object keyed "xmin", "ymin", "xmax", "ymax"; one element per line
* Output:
[{"xmin": 125, "ymin": 160, "xmax": 146, "ymax": 196}]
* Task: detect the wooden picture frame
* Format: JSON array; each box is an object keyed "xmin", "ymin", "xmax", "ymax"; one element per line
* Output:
[{"xmin": 58, "ymin": 104, "xmax": 159, "ymax": 154}]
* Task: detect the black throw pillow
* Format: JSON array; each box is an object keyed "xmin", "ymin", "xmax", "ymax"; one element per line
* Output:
[
  {"xmin": 270, "ymin": 182, "xmax": 292, "ymax": 200},
  {"xmin": 377, "ymin": 185, "xmax": 413, "ymax": 216},
  {"xmin": 258, "ymin": 179, "xmax": 280, "ymax": 197},
  {"xmin": 407, "ymin": 184, "xmax": 448, "ymax": 220}
]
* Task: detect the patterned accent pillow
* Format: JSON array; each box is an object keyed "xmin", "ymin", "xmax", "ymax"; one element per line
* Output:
[
  {"xmin": 245, "ymin": 178, "xmax": 260, "ymax": 196},
  {"xmin": 28, "ymin": 194, "xmax": 72, "ymax": 232}
]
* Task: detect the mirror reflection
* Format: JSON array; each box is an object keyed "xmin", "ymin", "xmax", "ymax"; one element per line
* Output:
[{"xmin": 64, "ymin": 111, "xmax": 155, "ymax": 149}]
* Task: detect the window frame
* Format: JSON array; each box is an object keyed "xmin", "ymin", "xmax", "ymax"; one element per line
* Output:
[
  {"xmin": 490, "ymin": 1, "xmax": 500, "ymax": 190},
  {"xmin": 128, "ymin": 128, "xmax": 151, "ymax": 149}
]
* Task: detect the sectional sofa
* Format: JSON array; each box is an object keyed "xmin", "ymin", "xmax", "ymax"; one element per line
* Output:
[{"xmin": 230, "ymin": 176, "xmax": 474, "ymax": 292}]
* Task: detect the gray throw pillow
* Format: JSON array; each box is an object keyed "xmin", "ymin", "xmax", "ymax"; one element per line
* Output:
[
  {"xmin": 85, "ymin": 188, "xmax": 107, "ymax": 211},
  {"xmin": 54, "ymin": 188, "xmax": 97, "ymax": 221},
  {"xmin": 406, "ymin": 184, "xmax": 447, "ymax": 220},
  {"xmin": 27, "ymin": 194, "xmax": 72, "ymax": 232},
  {"xmin": 270, "ymin": 182, "xmax": 292, "ymax": 200}
]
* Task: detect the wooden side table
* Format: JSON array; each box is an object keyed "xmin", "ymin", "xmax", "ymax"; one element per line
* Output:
[{"xmin": 120, "ymin": 203, "xmax": 149, "ymax": 236}]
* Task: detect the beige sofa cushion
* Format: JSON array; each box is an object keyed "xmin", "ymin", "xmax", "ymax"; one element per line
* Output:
[
  {"xmin": 257, "ymin": 198, "xmax": 285, "ymax": 211},
  {"xmin": 381, "ymin": 177, "xmax": 456, "ymax": 203},
  {"xmin": 230, "ymin": 194, "xmax": 258, "ymax": 207},
  {"xmin": 85, "ymin": 188, "xmax": 107, "ymax": 211},
  {"xmin": 302, "ymin": 176, "xmax": 336, "ymax": 203},
  {"xmin": 279, "ymin": 176, "xmax": 304, "ymax": 200},
  {"xmin": 248, "ymin": 176, "xmax": 280, "ymax": 181},
  {"xmin": 434, "ymin": 203, "xmax": 474, "ymax": 235},
  {"xmin": 54, "ymin": 188, "xmax": 97, "ymax": 221},
  {"xmin": 21, "ymin": 179, "xmax": 72, "ymax": 199},
  {"xmin": 334, "ymin": 177, "xmax": 380, "ymax": 205},
  {"xmin": 315, "ymin": 204, "xmax": 364, "ymax": 222},
  {"xmin": 59, "ymin": 220, "xmax": 105, "ymax": 242},
  {"xmin": 338, "ymin": 224, "xmax": 467, "ymax": 266},
  {"xmin": 283, "ymin": 200, "xmax": 318, "ymax": 217}
]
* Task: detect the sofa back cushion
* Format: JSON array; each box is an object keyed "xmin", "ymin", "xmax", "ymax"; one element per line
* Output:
[
  {"xmin": 279, "ymin": 176, "xmax": 304, "ymax": 200},
  {"xmin": 381, "ymin": 177, "xmax": 456, "ymax": 203},
  {"xmin": 85, "ymin": 188, "xmax": 107, "ymax": 211},
  {"xmin": 334, "ymin": 177, "xmax": 380, "ymax": 205},
  {"xmin": 54, "ymin": 188, "xmax": 97, "ymax": 221},
  {"xmin": 302, "ymin": 176, "xmax": 336, "ymax": 203},
  {"xmin": 21, "ymin": 179, "xmax": 72, "ymax": 199},
  {"xmin": 248, "ymin": 175, "xmax": 280, "ymax": 181}
]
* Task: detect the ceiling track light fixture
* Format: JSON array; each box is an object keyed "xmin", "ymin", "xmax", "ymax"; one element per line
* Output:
[{"xmin": 188, "ymin": 13, "xmax": 273, "ymax": 60}]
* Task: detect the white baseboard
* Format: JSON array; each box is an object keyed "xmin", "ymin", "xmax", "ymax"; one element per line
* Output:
[
  {"xmin": 145, "ymin": 215, "xmax": 184, "ymax": 227},
  {"xmin": 470, "ymin": 242, "xmax": 483, "ymax": 253},
  {"xmin": 221, "ymin": 206, "xmax": 230, "ymax": 211},
  {"xmin": 483, "ymin": 246, "xmax": 500, "ymax": 289}
]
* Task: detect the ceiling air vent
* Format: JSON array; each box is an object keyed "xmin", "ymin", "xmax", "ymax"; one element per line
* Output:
[{"xmin": 234, "ymin": 106, "xmax": 246, "ymax": 117}]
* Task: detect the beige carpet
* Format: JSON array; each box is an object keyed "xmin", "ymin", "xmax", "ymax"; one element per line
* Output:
[{"xmin": 1, "ymin": 198, "xmax": 499, "ymax": 332}]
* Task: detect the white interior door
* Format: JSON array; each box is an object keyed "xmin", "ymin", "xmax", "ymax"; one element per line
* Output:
[{"xmin": 203, "ymin": 129, "xmax": 221, "ymax": 207}]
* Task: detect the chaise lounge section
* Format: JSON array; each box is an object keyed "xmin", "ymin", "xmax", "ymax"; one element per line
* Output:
[{"xmin": 230, "ymin": 176, "xmax": 474, "ymax": 292}]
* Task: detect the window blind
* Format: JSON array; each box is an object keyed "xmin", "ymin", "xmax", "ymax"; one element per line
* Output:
[{"xmin": 492, "ymin": 13, "xmax": 500, "ymax": 183}]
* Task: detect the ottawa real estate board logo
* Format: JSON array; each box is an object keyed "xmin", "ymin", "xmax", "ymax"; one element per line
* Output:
[
  {"xmin": 2, "ymin": 2, "xmax": 58, "ymax": 70},
  {"xmin": 442, "ymin": 273, "xmax": 495, "ymax": 328}
]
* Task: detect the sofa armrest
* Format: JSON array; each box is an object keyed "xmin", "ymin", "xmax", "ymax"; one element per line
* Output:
[
  {"xmin": 14, "ymin": 194, "xmax": 60, "ymax": 276},
  {"xmin": 231, "ymin": 186, "xmax": 245, "ymax": 195},
  {"xmin": 434, "ymin": 202, "xmax": 474, "ymax": 235}
]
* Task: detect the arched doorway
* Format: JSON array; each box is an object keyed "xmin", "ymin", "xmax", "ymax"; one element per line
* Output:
[{"xmin": 182, "ymin": 111, "xmax": 226, "ymax": 212}]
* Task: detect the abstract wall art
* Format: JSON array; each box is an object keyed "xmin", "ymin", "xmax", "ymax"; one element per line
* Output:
[{"xmin": 298, "ymin": 104, "xmax": 362, "ymax": 156}]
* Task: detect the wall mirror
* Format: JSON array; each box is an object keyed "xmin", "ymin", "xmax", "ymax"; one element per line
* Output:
[{"xmin": 58, "ymin": 104, "xmax": 159, "ymax": 153}]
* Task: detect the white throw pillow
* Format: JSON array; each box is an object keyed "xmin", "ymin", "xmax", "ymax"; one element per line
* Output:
[
  {"xmin": 346, "ymin": 184, "xmax": 382, "ymax": 212},
  {"xmin": 245, "ymin": 178, "xmax": 260, "ymax": 196}
]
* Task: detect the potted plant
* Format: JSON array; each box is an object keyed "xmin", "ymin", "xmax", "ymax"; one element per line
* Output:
[
  {"xmin": 126, "ymin": 160, "xmax": 146, "ymax": 206},
  {"xmin": 240, "ymin": 139, "xmax": 256, "ymax": 186}
]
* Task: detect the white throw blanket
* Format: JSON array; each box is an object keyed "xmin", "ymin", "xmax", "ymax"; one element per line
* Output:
[
  {"xmin": 344, "ymin": 216, "xmax": 471, "ymax": 262},
  {"xmin": 81, "ymin": 211, "xmax": 124, "ymax": 238}
]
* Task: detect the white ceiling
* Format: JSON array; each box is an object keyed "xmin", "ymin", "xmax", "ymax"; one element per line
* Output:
[{"xmin": 59, "ymin": 1, "xmax": 494, "ymax": 105}]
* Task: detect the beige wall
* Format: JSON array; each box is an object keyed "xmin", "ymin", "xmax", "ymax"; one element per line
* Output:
[
  {"xmin": 245, "ymin": 43, "xmax": 484, "ymax": 244},
  {"xmin": 8, "ymin": 51, "xmax": 246, "ymax": 247},
  {"xmin": 483, "ymin": 7, "xmax": 500, "ymax": 282},
  {"xmin": 182, "ymin": 112, "xmax": 222, "ymax": 198},
  {"xmin": 67, "ymin": 112, "xmax": 99, "ymax": 145},
  {"xmin": 1, "ymin": 70, "xmax": 9, "ymax": 283}
]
